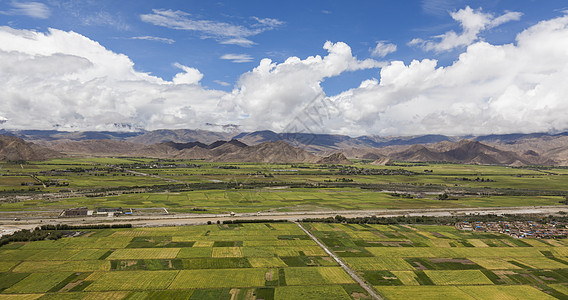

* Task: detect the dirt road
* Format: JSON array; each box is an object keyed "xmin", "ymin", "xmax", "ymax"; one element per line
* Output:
[{"xmin": 295, "ymin": 221, "xmax": 382, "ymax": 299}]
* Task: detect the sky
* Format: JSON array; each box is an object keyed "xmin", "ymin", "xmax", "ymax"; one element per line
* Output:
[{"xmin": 1, "ymin": 0, "xmax": 568, "ymax": 137}]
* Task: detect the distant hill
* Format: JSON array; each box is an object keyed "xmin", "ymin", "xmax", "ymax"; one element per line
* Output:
[
  {"xmin": 211, "ymin": 141, "xmax": 319, "ymax": 163},
  {"xmin": 316, "ymin": 153, "xmax": 352, "ymax": 164},
  {"xmin": 126, "ymin": 129, "xmax": 234, "ymax": 145},
  {"xmin": 4, "ymin": 128, "xmax": 568, "ymax": 165},
  {"xmin": 390, "ymin": 140, "xmax": 554, "ymax": 166},
  {"xmin": 48, "ymin": 140, "xmax": 142, "ymax": 155},
  {"xmin": 0, "ymin": 135, "xmax": 62, "ymax": 161},
  {"xmin": 370, "ymin": 157, "xmax": 393, "ymax": 166}
]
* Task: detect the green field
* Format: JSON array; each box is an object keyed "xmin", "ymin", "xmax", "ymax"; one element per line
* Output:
[
  {"xmin": 306, "ymin": 222, "xmax": 568, "ymax": 299},
  {"xmin": 1, "ymin": 158, "xmax": 567, "ymax": 215},
  {"xmin": 0, "ymin": 223, "xmax": 365, "ymax": 299},
  {"xmin": 2, "ymin": 222, "xmax": 568, "ymax": 298}
]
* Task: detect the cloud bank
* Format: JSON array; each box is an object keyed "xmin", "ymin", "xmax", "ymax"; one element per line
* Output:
[
  {"xmin": 333, "ymin": 15, "xmax": 568, "ymax": 135},
  {"xmin": 1, "ymin": 12, "xmax": 568, "ymax": 136}
]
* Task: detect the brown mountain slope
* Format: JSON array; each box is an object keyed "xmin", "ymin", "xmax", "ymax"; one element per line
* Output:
[
  {"xmin": 48, "ymin": 140, "xmax": 142, "ymax": 155},
  {"xmin": 371, "ymin": 157, "xmax": 393, "ymax": 166},
  {"xmin": 316, "ymin": 153, "xmax": 352, "ymax": 164},
  {"xmin": 174, "ymin": 146, "xmax": 213, "ymax": 160},
  {"xmin": 126, "ymin": 129, "xmax": 234, "ymax": 145},
  {"xmin": 392, "ymin": 144, "xmax": 444, "ymax": 162},
  {"xmin": 0, "ymin": 135, "xmax": 62, "ymax": 161},
  {"xmin": 390, "ymin": 140, "xmax": 553, "ymax": 165},
  {"xmin": 210, "ymin": 141, "xmax": 318, "ymax": 163},
  {"xmin": 490, "ymin": 135, "xmax": 568, "ymax": 166}
]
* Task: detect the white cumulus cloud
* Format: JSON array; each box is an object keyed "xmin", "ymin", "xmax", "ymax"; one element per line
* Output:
[
  {"xmin": 0, "ymin": 27, "xmax": 228, "ymax": 131},
  {"xmin": 331, "ymin": 15, "xmax": 568, "ymax": 136},
  {"xmin": 230, "ymin": 41, "xmax": 383, "ymax": 132},
  {"xmin": 409, "ymin": 6, "xmax": 523, "ymax": 52},
  {"xmin": 172, "ymin": 63, "xmax": 203, "ymax": 85},
  {"xmin": 371, "ymin": 41, "xmax": 397, "ymax": 58},
  {"xmin": 2, "ymin": 13, "xmax": 568, "ymax": 137}
]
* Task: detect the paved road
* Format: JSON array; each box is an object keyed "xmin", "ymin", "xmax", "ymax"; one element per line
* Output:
[
  {"xmin": 295, "ymin": 222, "xmax": 382, "ymax": 300},
  {"xmin": 2, "ymin": 205, "xmax": 568, "ymax": 230}
]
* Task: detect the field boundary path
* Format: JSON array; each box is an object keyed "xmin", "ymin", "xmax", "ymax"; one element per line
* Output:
[{"xmin": 295, "ymin": 221, "xmax": 382, "ymax": 300}]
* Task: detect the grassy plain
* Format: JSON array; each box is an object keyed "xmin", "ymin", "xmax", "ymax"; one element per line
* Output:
[{"xmin": 1, "ymin": 157, "xmax": 567, "ymax": 215}]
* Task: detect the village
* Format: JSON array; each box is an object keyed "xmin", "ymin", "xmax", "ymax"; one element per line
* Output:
[{"xmin": 456, "ymin": 220, "xmax": 568, "ymax": 239}]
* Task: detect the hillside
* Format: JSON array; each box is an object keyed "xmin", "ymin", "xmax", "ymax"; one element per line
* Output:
[
  {"xmin": 126, "ymin": 129, "xmax": 234, "ymax": 145},
  {"xmin": 390, "ymin": 140, "xmax": 553, "ymax": 165},
  {"xmin": 211, "ymin": 141, "xmax": 319, "ymax": 163},
  {"xmin": 0, "ymin": 135, "xmax": 62, "ymax": 161},
  {"xmin": 316, "ymin": 153, "xmax": 352, "ymax": 164},
  {"xmin": 48, "ymin": 140, "xmax": 142, "ymax": 155}
]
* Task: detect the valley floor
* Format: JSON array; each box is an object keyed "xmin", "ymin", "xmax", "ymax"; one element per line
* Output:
[{"xmin": 2, "ymin": 222, "xmax": 568, "ymax": 299}]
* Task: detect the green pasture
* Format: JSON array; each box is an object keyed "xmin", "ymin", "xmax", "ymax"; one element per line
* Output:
[{"xmin": 1, "ymin": 187, "xmax": 563, "ymax": 213}]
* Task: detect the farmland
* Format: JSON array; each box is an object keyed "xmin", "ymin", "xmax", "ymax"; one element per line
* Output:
[
  {"xmin": 306, "ymin": 222, "xmax": 568, "ymax": 299},
  {"xmin": 0, "ymin": 223, "xmax": 369, "ymax": 299},
  {"xmin": 2, "ymin": 158, "xmax": 568, "ymax": 298},
  {"xmin": 1, "ymin": 158, "xmax": 568, "ymax": 217},
  {"xmin": 0, "ymin": 222, "xmax": 568, "ymax": 298}
]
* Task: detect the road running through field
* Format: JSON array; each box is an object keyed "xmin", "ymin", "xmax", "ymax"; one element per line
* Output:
[{"xmin": 295, "ymin": 221, "xmax": 382, "ymax": 300}]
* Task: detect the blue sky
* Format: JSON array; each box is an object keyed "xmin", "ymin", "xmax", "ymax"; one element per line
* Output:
[{"xmin": 1, "ymin": 1, "xmax": 568, "ymax": 135}]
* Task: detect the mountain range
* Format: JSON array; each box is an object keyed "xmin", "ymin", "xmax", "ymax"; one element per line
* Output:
[{"xmin": 0, "ymin": 129, "xmax": 567, "ymax": 165}]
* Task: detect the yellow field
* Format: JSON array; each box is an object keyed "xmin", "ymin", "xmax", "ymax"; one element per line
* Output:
[
  {"xmin": 85, "ymin": 270, "xmax": 178, "ymax": 291},
  {"xmin": 211, "ymin": 247, "xmax": 243, "ymax": 258},
  {"xmin": 392, "ymin": 271, "xmax": 420, "ymax": 285},
  {"xmin": 13, "ymin": 260, "xmax": 110, "ymax": 272},
  {"xmin": 344, "ymin": 257, "xmax": 415, "ymax": 271},
  {"xmin": 467, "ymin": 258, "xmax": 522, "ymax": 270},
  {"xmin": 424, "ymin": 270, "xmax": 494, "ymax": 285},
  {"xmin": 106, "ymin": 248, "xmax": 180, "ymax": 260},
  {"xmin": 168, "ymin": 268, "xmax": 266, "ymax": 289},
  {"xmin": 376, "ymin": 286, "xmax": 475, "ymax": 300},
  {"xmin": 248, "ymin": 257, "xmax": 287, "ymax": 268},
  {"xmin": 513, "ymin": 257, "xmax": 568, "ymax": 269},
  {"xmin": 458, "ymin": 285, "xmax": 555, "ymax": 299}
]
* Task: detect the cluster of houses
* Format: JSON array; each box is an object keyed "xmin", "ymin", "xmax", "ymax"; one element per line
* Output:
[
  {"xmin": 60, "ymin": 207, "xmax": 132, "ymax": 217},
  {"xmin": 456, "ymin": 221, "xmax": 568, "ymax": 239}
]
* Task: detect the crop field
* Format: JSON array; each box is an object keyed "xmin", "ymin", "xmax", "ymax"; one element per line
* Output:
[
  {"xmin": 1, "ymin": 158, "xmax": 568, "ymax": 215},
  {"xmin": 0, "ymin": 223, "xmax": 367, "ymax": 299},
  {"xmin": 3, "ymin": 222, "xmax": 568, "ymax": 298},
  {"xmin": 305, "ymin": 222, "xmax": 568, "ymax": 299}
]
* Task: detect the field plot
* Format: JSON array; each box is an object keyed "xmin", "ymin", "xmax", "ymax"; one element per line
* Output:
[
  {"xmin": 169, "ymin": 268, "xmax": 266, "ymax": 289},
  {"xmin": 424, "ymin": 270, "xmax": 493, "ymax": 285},
  {"xmin": 4, "ymin": 272, "xmax": 72, "ymax": 293},
  {"xmin": 85, "ymin": 270, "xmax": 178, "ymax": 291},
  {"xmin": 106, "ymin": 248, "xmax": 180, "ymax": 260},
  {"xmin": 13, "ymin": 260, "xmax": 110, "ymax": 272},
  {"xmin": 0, "ymin": 223, "xmax": 367, "ymax": 299},
  {"xmin": 305, "ymin": 222, "xmax": 568, "ymax": 299}
]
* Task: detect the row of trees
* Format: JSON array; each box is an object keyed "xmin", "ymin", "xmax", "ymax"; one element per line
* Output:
[{"xmin": 302, "ymin": 214, "xmax": 568, "ymax": 225}]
